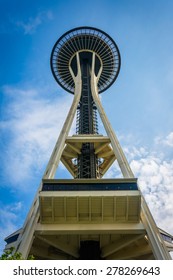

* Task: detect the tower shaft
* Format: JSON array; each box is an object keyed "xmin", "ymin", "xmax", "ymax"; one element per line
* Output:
[{"xmin": 77, "ymin": 58, "xmax": 98, "ymax": 178}]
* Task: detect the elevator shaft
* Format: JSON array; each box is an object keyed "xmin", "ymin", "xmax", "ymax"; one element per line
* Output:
[{"xmin": 76, "ymin": 57, "xmax": 99, "ymax": 178}]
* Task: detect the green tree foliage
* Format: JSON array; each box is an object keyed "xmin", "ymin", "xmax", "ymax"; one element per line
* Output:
[{"xmin": 0, "ymin": 247, "xmax": 34, "ymax": 260}]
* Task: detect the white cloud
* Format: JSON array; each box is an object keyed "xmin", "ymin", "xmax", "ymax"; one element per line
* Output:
[
  {"xmin": 15, "ymin": 10, "xmax": 54, "ymax": 34},
  {"xmin": 155, "ymin": 132, "xmax": 173, "ymax": 148},
  {"xmin": 0, "ymin": 86, "xmax": 74, "ymax": 190},
  {"xmin": 164, "ymin": 132, "xmax": 173, "ymax": 147},
  {"xmin": 130, "ymin": 149, "xmax": 173, "ymax": 235},
  {"xmin": 103, "ymin": 137, "xmax": 173, "ymax": 239},
  {"xmin": 124, "ymin": 145, "xmax": 149, "ymax": 161}
]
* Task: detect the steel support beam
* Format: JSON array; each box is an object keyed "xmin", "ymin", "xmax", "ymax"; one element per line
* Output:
[
  {"xmin": 36, "ymin": 222, "xmax": 146, "ymax": 235},
  {"xmin": 14, "ymin": 52, "xmax": 83, "ymax": 258},
  {"xmin": 90, "ymin": 53, "xmax": 134, "ymax": 178},
  {"xmin": 90, "ymin": 52, "xmax": 171, "ymax": 259},
  {"xmin": 36, "ymin": 235, "xmax": 79, "ymax": 258},
  {"xmin": 101, "ymin": 234, "xmax": 145, "ymax": 258}
]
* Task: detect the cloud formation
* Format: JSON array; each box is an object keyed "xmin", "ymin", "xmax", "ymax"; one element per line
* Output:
[
  {"xmin": 155, "ymin": 132, "xmax": 173, "ymax": 148},
  {"xmin": 131, "ymin": 154, "xmax": 173, "ymax": 233},
  {"xmin": 15, "ymin": 10, "xmax": 54, "ymax": 34},
  {"xmin": 0, "ymin": 85, "xmax": 73, "ymax": 190}
]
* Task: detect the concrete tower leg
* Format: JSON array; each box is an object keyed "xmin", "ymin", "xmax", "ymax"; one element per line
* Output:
[
  {"xmin": 14, "ymin": 52, "xmax": 83, "ymax": 258},
  {"xmin": 90, "ymin": 52, "xmax": 171, "ymax": 259}
]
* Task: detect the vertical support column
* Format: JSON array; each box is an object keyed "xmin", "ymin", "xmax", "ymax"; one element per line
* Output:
[
  {"xmin": 90, "ymin": 52, "xmax": 134, "ymax": 178},
  {"xmin": 140, "ymin": 197, "xmax": 171, "ymax": 259},
  {"xmin": 15, "ymin": 52, "xmax": 83, "ymax": 258},
  {"xmin": 76, "ymin": 55, "xmax": 99, "ymax": 178},
  {"xmin": 90, "ymin": 52, "xmax": 171, "ymax": 259},
  {"xmin": 44, "ymin": 52, "xmax": 82, "ymax": 179}
]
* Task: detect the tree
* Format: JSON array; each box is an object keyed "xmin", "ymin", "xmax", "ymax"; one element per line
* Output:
[{"xmin": 0, "ymin": 247, "xmax": 34, "ymax": 260}]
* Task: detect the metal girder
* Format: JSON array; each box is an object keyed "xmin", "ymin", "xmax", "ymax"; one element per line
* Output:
[
  {"xmin": 36, "ymin": 222, "xmax": 146, "ymax": 235},
  {"xmin": 61, "ymin": 135, "xmax": 116, "ymax": 178},
  {"xmin": 66, "ymin": 135, "xmax": 110, "ymax": 143},
  {"xmin": 108, "ymin": 243, "xmax": 152, "ymax": 260},
  {"xmin": 98, "ymin": 150, "xmax": 114, "ymax": 158},
  {"xmin": 36, "ymin": 235, "xmax": 79, "ymax": 258},
  {"xmin": 31, "ymin": 243, "xmax": 70, "ymax": 260},
  {"xmin": 90, "ymin": 53, "xmax": 134, "ymax": 179},
  {"xmin": 66, "ymin": 142, "xmax": 81, "ymax": 154},
  {"xmin": 99, "ymin": 155, "xmax": 116, "ymax": 176},
  {"xmin": 62, "ymin": 150, "xmax": 77, "ymax": 158},
  {"xmin": 95, "ymin": 142, "xmax": 111, "ymax": 154},
  {"xmin": 101, "ymin": 234, "xmax": 145, "ymax": 258},
  {"xmin": 61, "ymin": 156, "xmax": 76, "ymax": 177}
]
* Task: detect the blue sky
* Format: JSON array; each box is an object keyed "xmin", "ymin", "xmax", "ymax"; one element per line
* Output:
[{"xmin": 0, "ymin": 0, "xmax": 173, "ymax": 256}]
